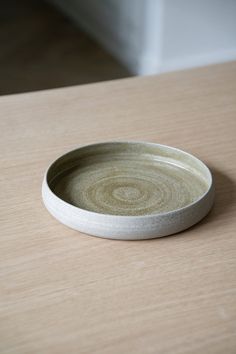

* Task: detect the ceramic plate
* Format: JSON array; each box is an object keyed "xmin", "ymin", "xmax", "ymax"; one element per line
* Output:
[{"xmin": 42, "ymin": 141, "xmax": 214, "ymax": 240}]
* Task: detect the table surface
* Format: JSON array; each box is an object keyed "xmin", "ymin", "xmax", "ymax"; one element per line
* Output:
[{"xmin": 1, "ymin": 62, "xmax": 236, "ymax": 354}]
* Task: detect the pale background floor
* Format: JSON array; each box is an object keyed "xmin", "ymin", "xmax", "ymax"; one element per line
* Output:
[{"xmin": 0, "ymin": 0, "xmax": 131, "ymax": 95}]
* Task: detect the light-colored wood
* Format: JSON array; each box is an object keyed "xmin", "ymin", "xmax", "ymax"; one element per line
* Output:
[{"xmin": 1, "ymin": 62, "xmax": 236, "ymax": 354}]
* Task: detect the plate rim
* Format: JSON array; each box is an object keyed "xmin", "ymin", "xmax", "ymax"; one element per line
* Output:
[{"xmin": 42, "ymin": 140, "xmax": 214, "ymax": 219}]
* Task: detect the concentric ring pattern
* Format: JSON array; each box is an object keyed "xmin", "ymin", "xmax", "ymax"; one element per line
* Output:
[{"xmin": 52, "ymin": 156, "xmax": 208, "ymax": 216}]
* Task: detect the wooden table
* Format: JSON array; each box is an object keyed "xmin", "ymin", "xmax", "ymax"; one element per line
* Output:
[{"xmin": 1, "ymin": 62, "xmax": 236, "ymax": 354}]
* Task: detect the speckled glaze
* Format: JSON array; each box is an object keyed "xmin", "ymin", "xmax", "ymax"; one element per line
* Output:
[{"xmin": 42, "ymin": 142, "xmax": 214, "ymax": 240}]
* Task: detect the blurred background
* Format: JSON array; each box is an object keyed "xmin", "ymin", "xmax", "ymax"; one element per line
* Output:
[{"xmin": 1, "ymin": 0, "xmax": 236, "ymax": 95}]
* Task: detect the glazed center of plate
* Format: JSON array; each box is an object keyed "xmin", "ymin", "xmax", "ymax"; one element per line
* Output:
[{"xmin": 52, "ymin": 156, "xmax": 208, "ymax": 216}]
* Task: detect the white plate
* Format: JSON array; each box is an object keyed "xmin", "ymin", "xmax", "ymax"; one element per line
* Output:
[{"xmin": 42, "ymin": 141, "xmax": 214, "ymax": 240}]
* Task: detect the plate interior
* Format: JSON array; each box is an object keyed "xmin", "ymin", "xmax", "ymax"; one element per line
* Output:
[{"xmin": 50, "ymin": 144, "xmax": 209, "ymax": 216}]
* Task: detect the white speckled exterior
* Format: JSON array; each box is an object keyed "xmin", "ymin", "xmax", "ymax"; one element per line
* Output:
[{"xmin": 42, "ymin": 142, "xmax": 214, "ymax": 240}]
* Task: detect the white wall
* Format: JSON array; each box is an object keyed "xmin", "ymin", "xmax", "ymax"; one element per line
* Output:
[
  {"xmin": 49, "ymin": 0, "xmax": 147, "ymax": 74},
  {"xmin": 50, "ymin": 0, "xmax": 236, "ymax": 75},
  {"xmin": 161, "ymin": 0, "xmax": 236, "ymax": 72}
]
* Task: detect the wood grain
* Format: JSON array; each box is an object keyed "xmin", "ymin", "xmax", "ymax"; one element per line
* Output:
[{"xmin": 0, "ymin": 62, "xmax": 236, "ymax": 354}]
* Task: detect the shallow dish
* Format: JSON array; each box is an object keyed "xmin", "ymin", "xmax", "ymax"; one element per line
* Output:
[{"xmin": 42, "ymin": 141, "xmax": 214, "ymax": 240}]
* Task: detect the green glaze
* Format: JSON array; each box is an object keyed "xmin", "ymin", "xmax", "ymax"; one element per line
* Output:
[{"xmin": 50, "ymin": 142, "xmax": 209, "ymax": 216}]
